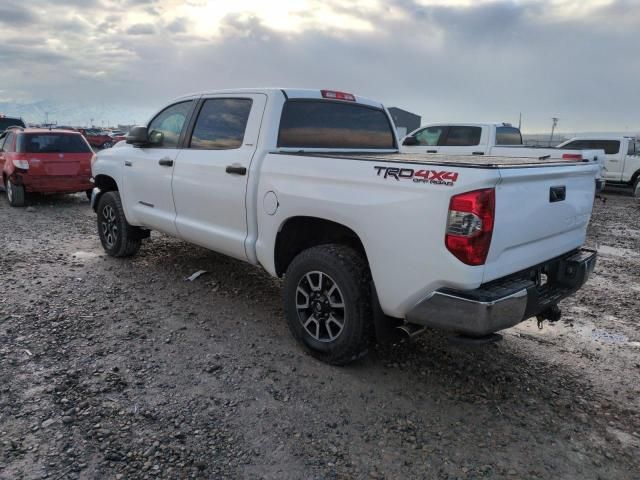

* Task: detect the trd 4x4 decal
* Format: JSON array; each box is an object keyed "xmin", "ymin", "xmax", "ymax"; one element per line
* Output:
[{"xmin": 374, "ymin": 166, "xmax": 459, "ymax": 186}]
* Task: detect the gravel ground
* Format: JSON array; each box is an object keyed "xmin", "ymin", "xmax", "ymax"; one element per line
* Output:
[{"xmin": 0, "ymin": 190, "xmax": 639, "ymax": 480}]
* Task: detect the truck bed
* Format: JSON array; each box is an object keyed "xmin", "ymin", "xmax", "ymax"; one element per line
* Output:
[{"xmin": 276, "ymin": 151, "xmax": 590, "ymax": 169}]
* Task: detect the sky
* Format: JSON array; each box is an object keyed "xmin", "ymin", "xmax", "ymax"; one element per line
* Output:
[{"xmin": 0, "ymin": 0, "xmax": 638, "ymax": 133}]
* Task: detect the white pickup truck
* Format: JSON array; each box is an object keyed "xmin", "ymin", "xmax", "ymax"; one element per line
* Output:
[
  {"xmin": 401, "ymin": 122, "xmax": 606, "ymax": 189},
  {"xmin": 556, "ymin": 135, "xmax": 640, "ymax": 196},
  {"xmin": 90, "ymin": 89, "xmax": 598, "ymax": 365}
]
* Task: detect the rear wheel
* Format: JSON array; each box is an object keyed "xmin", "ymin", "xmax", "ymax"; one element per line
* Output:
[
  {"xmin": 5, "ymin": 177, "xmax": 25, "ymax": 207},
  {"xmin": 97, "ymin": 191, "xmax": 141, "ymax": 257},
  {"xmin": 283, "ymin": 244, "xmax": 372, "ymax": 365},
  {"xmin": 102, "ymin": 141, "xmax": 113, "ymax": 149},
  {"xmin": 633, "ymin": 177, "xmax": 640, "ymax": 198}
]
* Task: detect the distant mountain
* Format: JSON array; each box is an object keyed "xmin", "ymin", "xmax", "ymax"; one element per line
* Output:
[{"xmin": 0, "ymin": 100, "xmax": 153, "ymax": 128}]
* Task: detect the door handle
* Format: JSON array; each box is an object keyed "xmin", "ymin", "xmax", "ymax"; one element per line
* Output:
[
  {"xmin": 427, "ymin": 150, "xmax": 437, "ymax": 153},
  {"xmin": 158, "ymin": 158, "xmax": 174, "ymax": 167},
  {"xmin": 124, "ymin": 160, "xmax": 132, "ymax": 167},
  {"xmin": 226, "ymin": 165, "xmax": 247, "ymax": 175}
]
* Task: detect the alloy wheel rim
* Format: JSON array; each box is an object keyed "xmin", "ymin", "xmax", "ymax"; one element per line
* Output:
[
  {"xmin": 296, "ymin": 271, "xmax": 346, "ymax": 342},
  {"xmin": 101, "ymin": 204, "xmax": 118, "ymax": 248}
]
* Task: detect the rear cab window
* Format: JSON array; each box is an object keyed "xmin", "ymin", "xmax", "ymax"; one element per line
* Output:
[
  {"xmin": 278, "ymin": 100, "xmax": 395, "ymax": 149},
  {"xmin": 495, "ymin": 127, "xmax": 523, "ymax": 145},
  {"xmin": 17, "ymin": 133, "xmax": 92, "ymax": 153}
]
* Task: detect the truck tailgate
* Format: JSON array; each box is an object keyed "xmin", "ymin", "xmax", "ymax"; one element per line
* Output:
[{"xmin": 483, "ymin": 163, "xmax": 599, "ymax": 282}]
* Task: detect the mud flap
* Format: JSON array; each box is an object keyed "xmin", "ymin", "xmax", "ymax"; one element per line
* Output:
[{"xmin": 370, "ymin": 283, "xmax": 403, "ymax": 345}]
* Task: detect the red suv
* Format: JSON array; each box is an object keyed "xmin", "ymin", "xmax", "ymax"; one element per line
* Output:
[
  {"xmin": 77, "ymin": 128, "xmax": 113, "ymax": 149},
  {"xmin": 0, "ymin": 127, "xmax": 94, "ymax": 207}
]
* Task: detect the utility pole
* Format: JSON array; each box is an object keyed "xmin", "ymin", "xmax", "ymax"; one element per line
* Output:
[
  {"xmin": 90, "ymin": 118, "xmax": 94, "ymax": 128},
  {"xmin": 44, "ymin": 111, "xmax": 49, "ymax": 126},
  {"xmin": 549, "ymin": 117, "xmax": 559, "ymax": 145},
  {"xmin": 518, "ymin": 112, "xmax": 522, "ymax": 130}
]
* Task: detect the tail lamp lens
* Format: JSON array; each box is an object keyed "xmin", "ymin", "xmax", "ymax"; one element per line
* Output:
[
  {"xmin": 562, "ymin": 153, "xmax": 582, "ymax": 160},
  {"xmin": 12, "ymin": 159, "xmax": 29, "ymax": 170},
  {"xmin": 445, "ymin": 188, "xmax": 495, "ymax": 266}
]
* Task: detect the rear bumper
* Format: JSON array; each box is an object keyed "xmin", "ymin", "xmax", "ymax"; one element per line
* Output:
[
  {"xmin": 406, "ymin": 248, "xmax": 597, "ymax": 336},
  {"xmin": 14, "ymin": 174, "xmax": 92, "ymax": 193}
]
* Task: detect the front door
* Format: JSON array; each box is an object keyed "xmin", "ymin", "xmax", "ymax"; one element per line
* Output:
[
  {"xmin": 121, "ymin": 100, "xmax": 195, "ymax": 235},
  {"xmin": 172, "ymin": 94, "xmax": 267, "ymax": 261},
  {"xmin": 402, "ymin": 126, "xmax": 447, "ymax": 154}
]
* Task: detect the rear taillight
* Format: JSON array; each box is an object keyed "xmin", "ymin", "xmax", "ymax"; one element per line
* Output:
[
  {"xmin": 445, "ymin": 188, "xmax": 495, "ymax": 266},
  {"xmin": 12, "ymin": 159, "xmax": 29, "ymax": 170},
  {"xmin": 321, "ymin": 90, "xmax": 356, "ymax": 101},
  {"xmin": 562, "ymin": 153, "xmax": 582, "ymax": 160}
]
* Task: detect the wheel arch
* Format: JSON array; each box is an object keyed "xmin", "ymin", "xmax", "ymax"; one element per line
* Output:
[
  {"xmin": 274, "ymin": 216, "xmax": 369, "ymax": 277},
  {"xmin": 92, "ymin": 174, "xmax": 119, "ymax": 212}
]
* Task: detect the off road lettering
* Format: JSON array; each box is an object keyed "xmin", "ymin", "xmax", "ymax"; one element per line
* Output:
[{"xmin": 374, "ymin": 166, "xmax": 459, "ymax": 186}]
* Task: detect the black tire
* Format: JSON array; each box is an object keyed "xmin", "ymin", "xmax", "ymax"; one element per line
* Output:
[
  {"xmin": 102, "ymin": 141, "xmax": 113, "ymax": 149},
  {"xmin": 5, "ymin": 177, "xmax": 26, "ymax": 207},
  {"xmin": 283, "ymin": 244, "xmax": 372, "ymax": 365},
  {"xmin": 96, "ymin": 191, "xmax": 142, "ymax": 257},
  {"xmin": 633, "ymin": 177, "xmax": 640, "ymax": 198}
]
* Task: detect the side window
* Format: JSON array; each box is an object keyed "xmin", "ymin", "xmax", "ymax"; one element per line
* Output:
[
  {"xmin": 3, "ymin": 132, "xmax": 15, "ymax": 152},
  {"xmin": 189, "ymin": 98, "xmax": 252, "ymax": 150},
  {"xmin": 562, "ymin": 141, "xmax": 582, "ymax": 149},
  {"xmin": 0, "ymin": 133, "xmax": 6, "ymax": 151},
  {"xmin": 415, "ymin": 126, "xmax": 446, "ymax": 146},
  {"xmin": 443, "ymin": 126, "xmax": 482, "ymax": 146},
  {"xmin": 627, "ymin": 141, "xmax": 637, "ymax": 156},
  {"xmin": 590, "ymin": 140, "xmax": 620, "ymax": 155},
  {"xmin": 147, "ymin": 101, "xmax": 193, "ymax": 148}
]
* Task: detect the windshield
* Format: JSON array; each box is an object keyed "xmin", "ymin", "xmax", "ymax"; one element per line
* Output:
[
  {"xmin": 0, "ymin": 117, "xmax": 26, "ymax": 131},
  {"xmin": 18, "ymin": 133, "xmax": 92, "ymax": 153}
]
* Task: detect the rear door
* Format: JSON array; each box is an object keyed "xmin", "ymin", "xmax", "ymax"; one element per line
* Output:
[
  {"xmin": 438, "ymin": 125, "xmax": 484, "ymax": 155},
  {"xmin": 0, "ymin": 133, "xmax": 7, "ymax": 172},
  {"xmin": 172, "ymin": 94, "xmax": 266, "ymax": 260},
  {"xmin": 402, "ymin": 125, "xmax": 447, "ymax": 154},
  {"xmin": 121, "ymin": 100, "xmax": 196, "ymax": 235}
]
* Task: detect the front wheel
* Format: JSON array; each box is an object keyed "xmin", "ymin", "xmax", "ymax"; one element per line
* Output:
[
  {"xmin": 283, "ymin": 244, "xmax": 372, "ymax": 365},
  {"xmin": 633, "ymin": 177, "xmax": 640, "ymax": 198},
  {"xmin": 102, "ymin": 141, "xmax": 113, "ymax": 149},
  {"xmin": 5, "ymin": 177, "xmax": 26, "ymax": 207},
  {"xmin": 96, "ymin": 191, "xmax": 141, "ymax": 257}
]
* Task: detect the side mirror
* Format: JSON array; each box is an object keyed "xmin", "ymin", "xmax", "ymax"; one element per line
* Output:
[
  {"xmin": 402, "ymin": 135, "xmax": 418, "ymax": 146},
  {"xmin": 126, "ymin": 126, "xmax": 150, "ymax": 147}
]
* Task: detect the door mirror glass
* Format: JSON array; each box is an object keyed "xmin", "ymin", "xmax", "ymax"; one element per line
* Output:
[
  {"xmin": 402, "ymin": 135, "xmax": 418, "ymax": 146},
  {"xmin": 126, "ymin": 126, "xmax": 149, "ymax": 146},
  {"xmin": 148, "ymin": 130, "xmax": 164, "ymax": 146}
]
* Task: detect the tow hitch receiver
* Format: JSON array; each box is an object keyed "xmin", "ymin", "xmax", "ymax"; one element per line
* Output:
[{"xmin": 536, "ymin": 304, "xmax": 561, "ymax": 329}]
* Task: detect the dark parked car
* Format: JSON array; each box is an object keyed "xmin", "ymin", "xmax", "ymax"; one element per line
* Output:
[{"xmin": 0, "ymin": 114, "xmax": 26, "ymax": 133}]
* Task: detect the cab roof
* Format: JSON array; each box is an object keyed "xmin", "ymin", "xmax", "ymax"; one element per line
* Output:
[{"xmin": 174, "ymin": 88, "xmax": 385, "ymax": 109}]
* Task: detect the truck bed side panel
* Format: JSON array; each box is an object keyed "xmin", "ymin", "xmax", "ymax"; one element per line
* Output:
[{"xmin": 256, "ymin": 153, "xmax": 499, "ymax": 317}]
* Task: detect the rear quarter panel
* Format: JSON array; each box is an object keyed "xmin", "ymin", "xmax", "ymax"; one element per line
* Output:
[{"xmin": 255, "ymin": 154, "xmax": 500, "ymax": 317}]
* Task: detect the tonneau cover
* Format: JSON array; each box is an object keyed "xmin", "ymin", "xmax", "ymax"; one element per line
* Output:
[{"xmin": 274, "ymin": 151, "xmax": 592, "ymax": 169}]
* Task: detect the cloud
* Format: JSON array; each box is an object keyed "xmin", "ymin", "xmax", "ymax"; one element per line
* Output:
[
  {"xmin": 125, "ymin": 23, "xmax": 156, "ymax": 35},
  {"xmin": 0, "ymin": 0, "xmax": 637, "ymax": 133}
]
